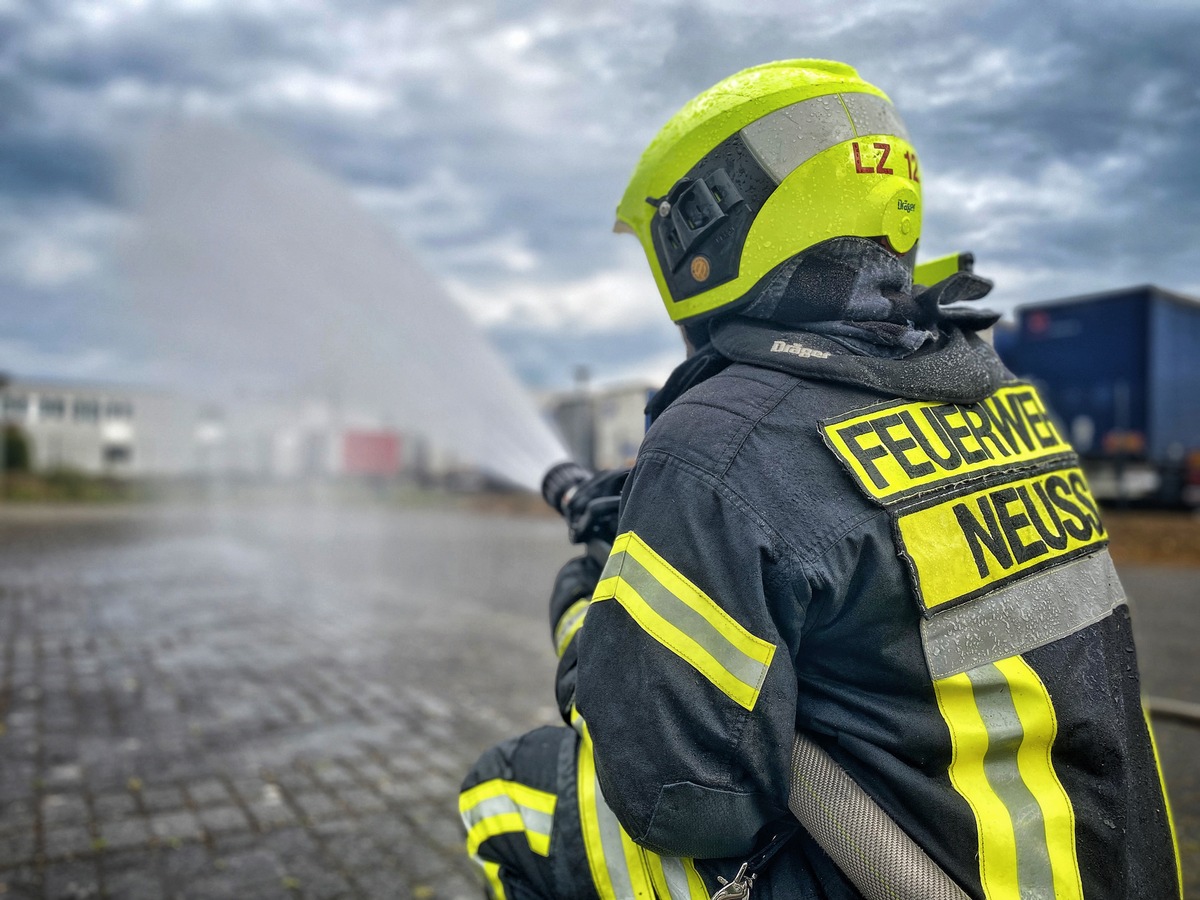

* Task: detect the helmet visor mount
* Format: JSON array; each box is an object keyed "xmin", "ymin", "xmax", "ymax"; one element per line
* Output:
[{"xmin": 654, "ymin": 169, "xmax": 744, "ymax": 273}]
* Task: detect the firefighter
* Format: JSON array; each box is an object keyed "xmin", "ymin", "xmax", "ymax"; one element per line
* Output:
[{"xmin": 460, "ymin": 59, "xmax": 1181, "ymax": 899}]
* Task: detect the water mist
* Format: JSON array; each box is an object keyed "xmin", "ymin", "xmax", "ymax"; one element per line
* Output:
[{"xmin": 122, "ymin": 122, "xmax": 569, "ymax": 490}]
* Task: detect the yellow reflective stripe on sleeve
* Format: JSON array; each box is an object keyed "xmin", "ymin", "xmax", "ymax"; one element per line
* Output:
[
  {"xmin": 554, "ymin": 598, "xmax": 590, "ymax": 657},
  {"xmin": 460, "ymin": 779, "xmax": 556, "ymax": 858},
  {"xmin": 577, "ymin": 717, "xmax": 707, "ymax": 899},
  {"xmin": 592, "ymin": 531, "xmax": 776, "ymax": 711},
  {"xmin": 1144, "ymin": 706, "xmax": 1184, "ymax": 899},
  {"xmin": 933, "ymin": 656, "xmax": 1082, "ymax": 900}
]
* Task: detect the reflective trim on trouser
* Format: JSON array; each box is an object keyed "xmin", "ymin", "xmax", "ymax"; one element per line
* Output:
[
  {"xmin": 576, "ymin": 721, "xmax": 708, "ymax": 900},
  {"xmin": 461, "ymin": 778, "xmax": 557, "ymax": 857},
  {"xmin": 933, "ymin": 655, "xmax": 1083, "ymax": 900},
  {"xmin": 481, "ymin": 860, "xmax": 507, "ymax": 900},
  {"xmin": 460, "ymin": 726, "xmax": 568, "ymax": 900}
]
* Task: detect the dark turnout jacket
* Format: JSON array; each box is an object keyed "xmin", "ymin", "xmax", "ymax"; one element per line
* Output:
[{"xmin": 572, "ymin": 317, "xmax": 1180, "ymax": 899}]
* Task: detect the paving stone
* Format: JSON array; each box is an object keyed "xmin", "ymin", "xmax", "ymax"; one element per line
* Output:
[
  {"xmin": 42, "ymin": 794, "xmax": 90, "ymax": 828},
  {"xmin": 335, "ymin": 787, "xmax": 388, "ymax": 815},
  {"xmin": 150, "ymin": 811, "xmax": 203, "ymax": 843},
  {"xmin": 277, "ymin": 867, "xmax": 353, "ymax": 900},
  {"xmin": 290, "ymin": 793, "xmax": 343, "ymax": 823},
  {"xmin": 185, "ymin": 779, "xmax": 231, "ymax": 807},
  {"xmin": 44, "ymin": 826, "xmax": 96, "ymax": 859},
  {"xmin": 42, "ymin": 858, "xmax": 101, "ymax": 899},
  {"xmin": 197, "ymin": 805, "xmax": 250, "ymax": 835},
  {"xmin": 440, "ymin": 870, "xmax": 486, "ymax": 900},
  {"xmin": 248, "ymin": 800, "xmax": 297, "ymax": 830},
  {"xmin": 103, "ymin": 867, "xmax": 167, "ymax": 900},
  {"xmin": 177, "ymin": 872, "xmax": 238, "ymax": 900},
  {"xmin": 44, "ymin": 764, "xmax": 85, "ymax": 787},
  {"xmin": 0, "ymin": 865, "xmax": 41, "ymax": 900},
  {"xmin": 98, "ymin": 818, "xmax": 152, "ymax": 852},
  {"xmin": 354, "ymin": 868, "xmax": 410, "ymax": 899},
  {"xmin": 225, "ymin": 847, "xmax": 288, "ymax": 879},
  {"xmin": 160, "ymin": 842, "xmax": 210, "ymax": 883},
  {"xmin": 322, "ymin": 833, "xmax": 393, "ymax": 873},
  {"xmin": 209, "ymin": 830, "xmax": 260, "ymax": 857},
  {"xmin": 377, "ymin": 777, "xmax": 422, "ymax": 804},
  {"xmin": 140, "ymin": 786, "xmax": 187, "ymax": 815},
  {"xmin": 0, "ymin": 830, "xmax": 36, "ymax": 866},
  {"xmin": 0, "ymin": 799, "xmax": 36, "ymax": 833},
  {"xmin": 310, "ymin": 764, "xmax": 355, "ymax": 788},
  {"xmin": 270, "ymin": 771, "xmax": 313, "ymax": 795},
  {"xmin": 359, "ymin": 813, "xmax": 418, "ymax": 848},
  {"xmin": 93, "ymin": 791, "xmax": 139, "ymax": 822}
]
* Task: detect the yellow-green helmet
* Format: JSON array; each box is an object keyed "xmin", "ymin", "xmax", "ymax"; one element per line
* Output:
[{"xmin": 616, "ymin": 59, "xmax": 920, "ymax": 324}]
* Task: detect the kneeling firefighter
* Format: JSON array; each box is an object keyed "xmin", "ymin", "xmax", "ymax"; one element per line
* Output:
[{"xmin": 459, "ymin": 59, "xmax": 1180, "ymax": 899}]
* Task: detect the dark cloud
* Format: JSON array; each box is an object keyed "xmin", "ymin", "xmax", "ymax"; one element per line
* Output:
[
  {"xmin": 2, "ymin": 0, "xmax": 1198, "ymax": 387},
  {"xmin": 0, "ymin": 132, "xmax": 116, "ymax": 200}
]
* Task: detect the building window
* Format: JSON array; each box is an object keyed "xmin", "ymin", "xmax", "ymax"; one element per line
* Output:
[
  {"xmin": 105, "ymin": 400, "xmax": 134, "ymax": 420},
  {"xmin": 73, "ymin": 399, "xmax": 100, "ymax": 422},
  {"xmin": 3, "ymin": 395, "xmax": 28, "ymax": 419},
  {"xmin": 103, "ymin": 444, "xmax": 133, "ymax": 465},
  {"xmin": 39, "ymin": 396, "xmax": 66, "ymax": 420}
]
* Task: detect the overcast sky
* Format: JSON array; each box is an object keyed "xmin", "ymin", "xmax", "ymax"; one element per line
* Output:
[{"xmin": 2, "ymin": 0, "xmax": 1199, "ymax": 390}]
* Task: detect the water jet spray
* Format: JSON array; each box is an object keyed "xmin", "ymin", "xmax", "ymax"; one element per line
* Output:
[{"xmin": 122, "ymin": 122, "xmax": 571, "ymax": 491}]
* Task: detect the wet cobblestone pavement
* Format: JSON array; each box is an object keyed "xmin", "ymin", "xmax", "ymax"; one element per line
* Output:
[
  {"xmin": 0, "ymin": 504, "xmax": 1197, "ymax": 898},
  {"xmin": 0, "ymin": 505, "xmax": 574, "ymax": 899}
]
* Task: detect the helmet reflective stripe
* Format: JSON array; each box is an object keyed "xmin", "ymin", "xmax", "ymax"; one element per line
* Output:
[
  {"xmin": 740, "ymin": 94, "xmax": 855, "ymax": 184},
  {"xmin": 740, "ymin": 92, "xmax": 909, "ymax": 186},
  {"xmin": 840, "ymin": 93, "xmax": 910, "ymax": 143}
]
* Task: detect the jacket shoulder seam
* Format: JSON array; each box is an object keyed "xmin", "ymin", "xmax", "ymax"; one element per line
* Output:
[{"xmin": 636, "ymin": 447, "xmax": 816, "ymax": 573}]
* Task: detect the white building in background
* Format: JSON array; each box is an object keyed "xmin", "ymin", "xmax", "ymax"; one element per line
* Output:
[
  {"xmin": 0, "ymin": 378, "xmax": 196, "ymax": 476},
  {"xmin": 0, "ymin": 373, "xmax": 655, "ymax": 485},
  {"xmin": 544, "ymin": 381, "xmax": 656, "ymax": 472},
  {"xmin": 194, "ymin": 399, "xmax": 407, "ymax": 480}
]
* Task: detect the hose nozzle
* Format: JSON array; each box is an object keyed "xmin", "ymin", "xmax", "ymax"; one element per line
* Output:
[{"xmin": 541, "ymin": 461, "xmax": 593, "ymax": 516}]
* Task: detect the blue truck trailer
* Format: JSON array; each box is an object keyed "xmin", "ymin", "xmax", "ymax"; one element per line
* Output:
[{"xmin": 996, "ymin": 285, "xmax": 1200, "ymax": 506}]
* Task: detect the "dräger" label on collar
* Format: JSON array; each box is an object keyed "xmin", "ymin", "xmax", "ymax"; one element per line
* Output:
[{"xmin": 769, "ymin": 339, "xmax": 831, "ymax": 359}]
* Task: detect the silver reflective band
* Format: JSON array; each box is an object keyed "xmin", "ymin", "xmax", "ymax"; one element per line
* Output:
[
  {"xmin": 602, "ymin": 549, "xmax": 771, "ymax": 694},
  {"xmin": 961, "ymin": 663, "xmax": 1057, "ymax": 896},
  {"xmin": 840, "ymin": 92, "xmax": 911, "ymax": 142},
  {"xmin": 661, "ymin": 856, "xmax": 695, "ymax": 899},
  {"xmin": 740, "ymin": 92, "xmax": 909, "ymax": 185},
  {"xmin": 462, "ymin": 794, "xmax": 553, "ymax": 841},
  {"xmin": 922, "ymin": 550, "xmax": 1126, "ymax": 680}
]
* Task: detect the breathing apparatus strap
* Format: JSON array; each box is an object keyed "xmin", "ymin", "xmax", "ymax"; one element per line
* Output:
[{"xmin": 788, "ymin": 731, "xmax": 970, "ymax": 900}]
